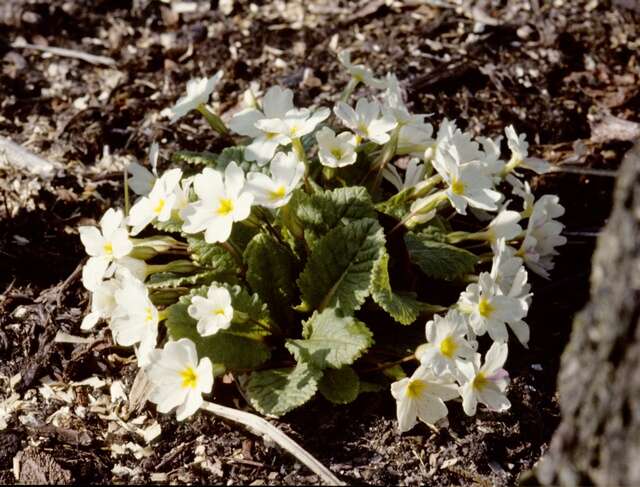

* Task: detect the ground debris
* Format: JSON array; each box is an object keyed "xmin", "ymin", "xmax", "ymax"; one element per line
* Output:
[{"xmin": 14, "ymin": 447, "xmax": 73, "ymax": 484}]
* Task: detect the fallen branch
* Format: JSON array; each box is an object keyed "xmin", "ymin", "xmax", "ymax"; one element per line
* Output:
[
  {"xmin": 11, "ymin": 40, "xmax": 116, "ymax": 66},
  {"xmin": 200, "ymin": 401, "xmax": 345, "ymax": 486}
]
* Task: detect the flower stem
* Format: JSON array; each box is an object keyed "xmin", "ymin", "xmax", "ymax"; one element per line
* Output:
[
  {"xmin": 361, "ymin": 354, "xmax": 417, "ymax": 374},
  {"xmin": 368, "ymin": 126, "xmax": 400, "ymax": 194},
  {"xmin": 196, "ymin": 104, "xmax": 229, "ymax": 135},
  {"xmin": 339, "ymin": 78, "xmax": 359, "ymax": 103}
]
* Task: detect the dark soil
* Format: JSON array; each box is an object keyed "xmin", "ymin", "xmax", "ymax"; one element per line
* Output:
[{"xmin": 1, "ymin": 0, "xmax": 639, "ymax": 484}]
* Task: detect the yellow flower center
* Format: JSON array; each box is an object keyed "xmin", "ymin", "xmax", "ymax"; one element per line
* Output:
[
  {"xmin": 212, "ymin": 308, "xmax": 226, "ymax": 316},
  {"xmin": 472, "ymin": 372, "xmax": 488, "ymax": 390},
  {"xmin": 217, "ymin": 198, "xmax": 234, "ymax": 216},
  {"xmin": 330, "ymin": 147, "xmax": 343, "ymax": 160},
  {"xmin": 405, "ymin": 379, "xmax": 426, "ymax": 398},
  {"xmin": 180, "ymin": 366, "xmax": 198, "ymax": 389},
  {"xmin": 357, "ymin": 122, "xmax": 369, "ymax": 136},
  {"xmin": 103, "ymin": 242, "xmax": 113, "ymax": 255},
  {"xmin": 269, "ymin": 185, "xmax": 287, "ymax": 201},
  {"xmin": 265, "ymin": 132, "xmax": 278, "ymax": 140},
  {"xmin": 478, "ymin": 298, "xmax": 494, "ymax": 318},
  {"xmin": 439, "ymin": 336, "xmax": 457, "ymax": 358},
  {"xmin": 144, "ymin": 306, "xmax": 154, "ymax": 323},
  {"xmin": 153, "ymin": 198, "xmax": 166, "ymax": 215},
  {"xmin": 451, "ymin": 178, "xmax": 465, "ymax": 195},
  {"xmin": 289, "ymin": 125, "xmax": 299, "ymax": 137}
]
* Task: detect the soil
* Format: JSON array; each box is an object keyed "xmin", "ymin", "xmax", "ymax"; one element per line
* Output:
[{"xmin": 1, "ymin": 0, "xmax": 639, "ymax": 484}]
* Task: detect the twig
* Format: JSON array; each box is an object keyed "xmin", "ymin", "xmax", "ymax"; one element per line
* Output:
[
  {"xmin": 200, "ymin": 401, "xmax": 345, "ymax": 486},
  {"xmin": 11, "ymin": 40, "xmax": 116, "ymax": 66},
  {"xmin": 549, "ymin": 165, "xmax": 618, "ymax": 177}
]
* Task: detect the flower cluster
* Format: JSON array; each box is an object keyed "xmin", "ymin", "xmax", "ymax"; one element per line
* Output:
[{"xmin": 78, "ymin": 52, "xmax": 566, "ymax": 428}]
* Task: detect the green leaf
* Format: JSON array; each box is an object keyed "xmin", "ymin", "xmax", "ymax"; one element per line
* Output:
[
  {"xmin": 404, "ymin": 232, "xmax": 477, "ymax": 280},
  {"xmin": 285, "ymin": 308, "xmax": 373, "ymax": 369},
  {"xmin": 297, "ymin": 218, "xmax": 385, "ymax": 314},
  {"xmin": 165, "ymin": 286, "xmax": 271, "ymax": 370},
  {"xmin": 244, "ymin": 233, "xmax": 299, "ymax": 327},
  {"xmin": 187, "ymin": 236, "xmax": 236, "ymax": 273},
  {"xmin": 245, "ymin": 362, "xmax": 321, "ymax": 417},
  {"xmin": 318, "ymin": 366, "xmax": 359, "ymax": 404},
  {"xmin": 146, "ymin": 270, "xmax": 220, "ymax": 290},
  {"xmin": 171, "ymin": 150, "xmax": 219, "ymax": 167},
  {"xmin": 295, "ymin": 186, "xmax": 376, "ymax": 246},
  {"xmin": 370, "ymin": 251, "xmax": 424, "ymax": 325},
  {"xmin": 152, "ymin": 217, "xmax": 183, "ymax": 233}
]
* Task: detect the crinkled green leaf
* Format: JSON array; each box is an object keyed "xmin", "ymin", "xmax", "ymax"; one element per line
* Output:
[
  {"xmin": 295, "ymin": 186, "xmax": 376, "ymax": 246},
  {"xmin": 297, "ymin": 218, "xmax": 385, "ymax": 314},
  {"xmin": 370, "ymin": 251, "xmax": 423, "ymax": 325},
  {"xmin": 187, "ymin": 236, "xmax": 237, "ymax": 273},
  {"xmin": 318, "ymin": 366, "xmax": 359, "ymax": 404},
  {"xmin": 245, "ymin": 362, "xmax": 321, "ymax": 417},
  {"xmin": 165, "ymin": 286, "xmax": 271, "ymax": 370},
  {"xmin": 285, "ymin": 308, "xmax": 373, "ymax": 369},
  {"xmin": 146, "ymin": 270, "xmax": 220, "ymax": 290},
  {"xmin": 171, "ymin": 150, "xmax": 219, "ymax": 167},
  {"xmin": 152, "ymin": 217, "xmax": 183, "ymax": 233},
  {"xmin": 404, "ymin": 232, "xmax": 477, "ymax": 280},
  {"xmin": 244, "ymin": 232, "xmax": 299, "ymax": 327}
]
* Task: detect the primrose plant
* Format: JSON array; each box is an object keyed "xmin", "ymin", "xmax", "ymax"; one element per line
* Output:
[{"xmin": 78, "ymin": 52, "xmax": 566, "ymax": 433}]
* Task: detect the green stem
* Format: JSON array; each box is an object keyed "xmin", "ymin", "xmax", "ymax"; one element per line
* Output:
[
  {"xmin": 339, "ymin": 78, "xmax": 360, "ymax": 103},
  {"xmin": 291, "ymin": 137, "xmax": 312, "ymax": 191},
  {"xmin": 368, "ymin": 126, "xmax": 401, "ymax": 193},
  {"xmin": 197, "ymin": 104, "xmax": 229, "ymax": 135},
  {"xmin": 221, "ymin": 240, "xmax": 244, "ymax": 270},
  {"xmin": 360, "ymin": 354, "xmax": 417, "ymax": 374},
  {"xmin": 390, "ymin": 190, "xmax": 449, "ymax": 234},
  {"xmin": 123, "ymin": 167, "xmax": 130, "ymax": 216}
]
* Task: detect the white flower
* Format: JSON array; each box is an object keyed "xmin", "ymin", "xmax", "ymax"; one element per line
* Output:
[
  {"xmin": 458, "ymin": 272, "xmax": 528, "ymax": 343},
  {"xmin": 383, "ymin": 73, "xmax": 430, "ymax": 128},
  {"xmin": 490, "ymin": 239, "xmax": 526, "ymax": 295},
  {"xmin": 518, "ymin": 194, "xmax": 567, "ymax": 278},
  {"xmin": 188, "ymin": 286, "xmax": 234, "ymax": 337},
  {"xmin": 110, "ymin": 273, "xmax": 158, "ymax": 366},
  {"xmin": 459, "ymin": 342, "xmax": 511, "ymax": 416},
  {"xmin": 254, "ymin": 106, "xmax": 330, "ymax": 144},
  {"xmin": 477, "ymin": 135, "xmax": 505, "ymax": 181},
  {"xmin": 128, "ymin": 142, "xmax": 159, "ymax": 196},
  {"xmin": 146, "ymin": 338, "xmax": 214, "ymax": 421},
  {"xmin": 315, "ymin": 127, "xmax": 358, "ymax": 168},
  {"xmin": 426, "ymin": 120, "xmax": 483, "ymax": 163},
  {"xmin": 128, "ymin": 168, "xmax": 183, "ymax": 235},
  {"xmin": 181, "ymin": 162, "xmax": 254, "ymax": 243},
  {"xmin": 418, "ymin": 310, "xmax": 476, "ymax": 378},
  {"xmin": 237, "ymin": 86, "xmax": 329, "ymax": 165},
  {"xmin": 229, "ymin": 85, "xmax": 294, "ymax": 138},
  {"xmin": 246, "ymin": 151, "xmax": 304, "ymax": 208},
  {"xmin": 334, "ymin": 98, "xmax": 397, "ymax": 145},
  {"xmin": 432, "ymin": 145, "xmax": 502, "ymax": 215},
  {"xmin": 485, "ymin": 207, "xmax": 522, "ymax": 244},
  {"xmin": 337, "ymin": 50, "xmax": 385, "ymax": 88},
  {"xmin": 490, "ymin": 240, "xmax": 532, "ymax": 347},
  {"xmin": 79, "ymin": 208, "xmax": 133, "ymax": 290},
  {"xmin": 81, "ymin": 279, "xmax": 119, "ymax": 331},
  {"xmin": 505, "ymin": 125, "xmax": 551, "ymax": 174},
  {"xmin": 382, "ymin": 158, "xmax": 426, "ymax": 192},
  {"xmin": 507, "ymin": 175, "xmax": 535, "ymax": 217},
  {"xmin": 169, "ymin": 71, "xmax": 223, "ymax": 123},
  {"xmin": 390, "ymin": 365, "xmax": 459, "ymax": 433}
]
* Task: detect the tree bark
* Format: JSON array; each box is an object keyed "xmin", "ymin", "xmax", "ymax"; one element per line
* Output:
[{"xmin": 537, "ymin": 142, "xmax": 640, "ymax": 486}]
